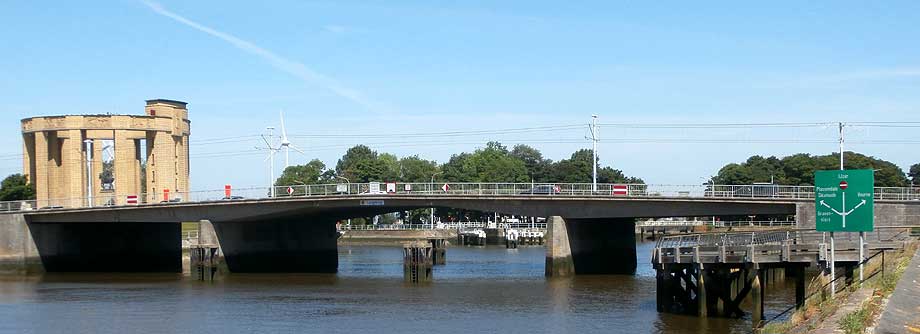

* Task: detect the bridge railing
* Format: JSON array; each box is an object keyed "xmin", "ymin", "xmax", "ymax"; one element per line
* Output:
[{"xmin": 2, "ymin": 182, "xmax": 918, "ymax": 213}]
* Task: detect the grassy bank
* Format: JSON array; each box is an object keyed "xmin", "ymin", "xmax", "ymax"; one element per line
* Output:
[{"xmin": 761, "ymin": 242, "xmax": 917, "ymax": 334}]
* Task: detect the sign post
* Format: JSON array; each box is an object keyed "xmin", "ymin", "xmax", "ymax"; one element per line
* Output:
[{"xmin": 815, "ymin": 169, "xmax": 874, "ymax": 295}]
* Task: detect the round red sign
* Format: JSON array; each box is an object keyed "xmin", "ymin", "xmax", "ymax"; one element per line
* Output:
[{"xmin": 839, "ymin": 181, "xmax": 848, "ymax": 190}]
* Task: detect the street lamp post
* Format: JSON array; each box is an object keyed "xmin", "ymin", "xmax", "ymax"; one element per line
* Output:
[
  {"xmin": 589, "ymin": 115, "xmax": 599, "ymax": 193},
  {"xmin": 335, "ymin": 176, "xmax": 351, "ymax": 225},
  {"xmin": 430, "ymin": 171, "xmax": 443, "ymax": 229}
]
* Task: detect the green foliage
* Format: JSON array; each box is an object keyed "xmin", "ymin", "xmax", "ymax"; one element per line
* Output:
[
  {"xmin": 712, "ymin": 152, "xmax": 910, "ymax": 187},
  {"xmin": 0, "ymin": 174, "xmax": 35, "ymax": 201},
  {"xmin": 399, "ymin": 156, "xmax": 439, "ymax": 182},
  {"xmin": 511, "ymin": 144, "xmax": 552, "ymax": 181},
  {"xmin": 548, "ymin": 149, "xmax": 643, "ymax": 184},
  {"xmin": 291, "ymin": 142, "xmax": 641, "ymax": 186},
  {"xmin": 274, "ymin": 159, "xmax": 332, "ymax": 186},
  {"xmin": 442, "ymin": 142, "xmax": 529, "ymax": 182}
]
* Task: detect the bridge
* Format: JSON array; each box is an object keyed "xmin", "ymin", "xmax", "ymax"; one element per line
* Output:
[{"xmin": 1, "ymin": 182, "xmax": 918, "ymax": 275}]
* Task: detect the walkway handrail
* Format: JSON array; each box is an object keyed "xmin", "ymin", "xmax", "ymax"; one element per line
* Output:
[{"xmin": 3, "ymin": 182, "xmax": 918, "ymax": 213}]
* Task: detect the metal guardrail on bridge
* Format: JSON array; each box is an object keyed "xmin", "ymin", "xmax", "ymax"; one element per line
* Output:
[{"xmin": 2, "ymin": 182, "xmax": 918, "ymax": 213}]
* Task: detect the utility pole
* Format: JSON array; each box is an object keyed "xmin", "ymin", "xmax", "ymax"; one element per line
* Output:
[
  {"xmin": 262, "ymin": 126, "xmax": 277, "ymax": 198},
  {"xmin": 589, "ymin": 115, "xmax": 599, "ymax": 193},
  {"xmin": 84, "ymin": 139, "xmax": 93, "ymax": 207}
]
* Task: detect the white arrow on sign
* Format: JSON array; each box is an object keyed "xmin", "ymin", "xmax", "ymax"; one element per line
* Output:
[
  {"xmin": 845, "ymin": 200, "xmax": 867, "ymax": 216},
  {"xmin": 821, "ymin": 192, "xmax": 867, "ymax": 228},
  {"xmin": 441, "ymin": 183, "xmax": 450, "ymax": 192}
]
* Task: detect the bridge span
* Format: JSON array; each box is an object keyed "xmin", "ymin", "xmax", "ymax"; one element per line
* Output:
[{"xmin": 1, "ymin": 183, "xmax": 918, "ymax": 275}]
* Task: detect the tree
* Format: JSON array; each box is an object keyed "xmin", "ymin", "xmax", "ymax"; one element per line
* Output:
[
  {"xmin": 335, "ymin": 145, "xmax": 390, "ymax": 182},
  {"xmin": 546, "ymin": 149, "xmax": 643, "ymax": 184},
  {"xmin": 275, "ymin": 159, "xmax": 330, "ymax": 186},
  {"xmin": 0, "ymin": 174, "xmax": 35, "ymax": 201},
  {"xmin": 909, "ymin": 163, "xmax": 920, "ymax": 186},
  {"xmin": 511, "ymin": 144, "xmax": 552, "ymax": 182},
  {"xmin": 461, "ymin": 142, "xmax": 529, "ymax": 182},
  {"xmin": 399, "ymin": 156, "xmax": 439, "ymax": 182}
]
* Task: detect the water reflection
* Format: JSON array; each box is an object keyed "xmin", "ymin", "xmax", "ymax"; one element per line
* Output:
[{"xmin": 0, "ymin": 242, "xmax": 801, "ymax": 333}]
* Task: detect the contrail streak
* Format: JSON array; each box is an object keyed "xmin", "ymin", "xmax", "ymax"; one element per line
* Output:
[{"xmin": 140, "ymin": 0, "xmax": 382, "ymax": 113}]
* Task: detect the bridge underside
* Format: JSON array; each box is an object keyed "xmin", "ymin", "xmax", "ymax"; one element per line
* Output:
[{"xmin": 28, "ymin": 222, "xmax": 181, "ymax": 272}]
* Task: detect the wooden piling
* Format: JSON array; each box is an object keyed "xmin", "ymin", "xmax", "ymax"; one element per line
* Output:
[
  {"xmin": 428, "ymin": 238, "xmax": 446, "ymax": 265},
  {"xmin": 190, "ymin": 246, "xmax": 219, "ymax": 281},
  {"xmin": 752, "ymin": 269, "xmax": 764, "ymax": 330},
  {"xmin": 403, "ymin": 241, "xmax": 433, "ymax": 283}
]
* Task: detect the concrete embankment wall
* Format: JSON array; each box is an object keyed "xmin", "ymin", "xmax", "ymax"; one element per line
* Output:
[
  {"xmin": 0, "ymin": 214, "xmax": 43, "ymax": 274},
  {"xmin": 338, "ymin": 229, "xmax": 458, "ymax": 246}
]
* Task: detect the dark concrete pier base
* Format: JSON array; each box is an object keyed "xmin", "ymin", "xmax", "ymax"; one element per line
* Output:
[
  {"xmin": 213, "ymin": 218, "xmax": 338, "ymax": 273},
  {"xmin": 28, "ymin": 222, "xmax": 181, "ymax": 272},
  {"xmin": 545, "ymin": 216, "xmax": 638, "ymax": 276},
  {"xmin": 565, "ymin": 218, "xmax": 638, "ymax": 275}
]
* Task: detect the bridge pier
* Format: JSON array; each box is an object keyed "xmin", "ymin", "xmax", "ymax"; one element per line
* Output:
[
  {"xmin": 545, "ymin": 216, "xmax": 637, "ymax": 276},
  {"xmin": 212, "ymin": 218, "xmax": 338, "ymax": 273}
]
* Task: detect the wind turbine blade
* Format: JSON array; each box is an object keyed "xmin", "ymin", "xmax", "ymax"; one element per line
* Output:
[
  {"xmin": 280, "ymin": 111, "xmax": 288, "ymax": 140},
  {"xmin": 290, "ymin": 144, "xmax": 306, "ymax": 155}
]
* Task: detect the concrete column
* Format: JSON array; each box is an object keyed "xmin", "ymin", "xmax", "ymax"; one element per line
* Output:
[
  {"xmin": 0, "ymin": 214, "xmax": 43, "ymax": 274},
  {"xmin": 22, "ymin": 134, "xmax": 35, "ymax": 186},
  {"xmin": 33, "ymin": 132, "xmax": 49, "ymax": 207},
  {"xmin": 545, "ymin": 216, "xmax": 574, "ymax": 277},
  {"xmin": 114, "ymin": 131, "xmax": 138, "ymax": 205},
  {"xmin": 564, "ymin": 218, "xmax": 638, "ymax": 275},
  {"xmin": 212, "ymin": 218, "xmax": 338, "ymax": 273},
  {"xmin": 795, "ymin": 202, "xmax": 816, "ymax": 229},
  {"xmin": 197, "ymin": 220, "xmax": 220, "ymax": 248},
  {"xmin": 151, "ymin": 132, "xmax": 177, "ymax": 201},
  {"xmin": 63, "ymin": 130, "xmax": 84, "ymax": 208}
]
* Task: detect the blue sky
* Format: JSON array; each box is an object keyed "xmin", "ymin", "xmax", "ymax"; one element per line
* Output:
[{"xmin": 1, "ymin": 1, "xmax": 919, "ymax": 190}]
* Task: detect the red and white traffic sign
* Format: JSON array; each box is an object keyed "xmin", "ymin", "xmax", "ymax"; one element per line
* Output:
[
  {"xmin": 126, "ymin": 195, "xmax": 138, "ymax": 205},
  {"xmin": 286, "ymin": 186, "xmax": 295, "ymax": 195},
  {"xmin": 839, "ymin": 181, "xmax": 848, "ymax": 190},
  {"xmin": 613, "ymin": 185, "xmax": 628, "ymax": 196},
  {"xmin": 441, "ymin": 183, "xmax": 450, "ymax": 192}
]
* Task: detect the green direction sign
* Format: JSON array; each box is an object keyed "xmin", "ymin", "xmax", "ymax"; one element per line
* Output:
[{"xmin": 815, "ymin": 169, "xmax": 874, "ymax": 232}]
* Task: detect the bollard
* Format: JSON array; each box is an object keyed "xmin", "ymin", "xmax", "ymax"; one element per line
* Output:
[{"xmin": 403, "ymin": 241, "xmax": 433, "ymax": 283}]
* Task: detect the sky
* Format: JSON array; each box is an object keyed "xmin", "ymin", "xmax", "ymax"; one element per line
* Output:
[{"xmin": 1, "ymin": 1, "xmax": 919, "ymax": 191}]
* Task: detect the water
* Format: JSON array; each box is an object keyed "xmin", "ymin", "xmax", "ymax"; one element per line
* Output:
[{"xmin": 0, "ymin": 242, "xmax": 800, "ymax": 333}]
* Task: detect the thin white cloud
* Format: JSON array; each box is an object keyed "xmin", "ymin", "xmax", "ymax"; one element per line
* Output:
[
  {"xmin": 796, "ymin": 67, "xmax": 920, "ymax": 86},
  {"xmin": 140, "ymin": 0, "xmax": 384, "ymax": 113},
  {"xmin": 323, "ymin": 25, "xmax": 347, "ymax": 34}
]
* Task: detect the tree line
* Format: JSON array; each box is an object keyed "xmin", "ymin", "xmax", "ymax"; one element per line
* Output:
[
  {"xmin": 275, "ymin": 141, "xmax": 643, "ymax": 186},
  {"xmin": 711, "ymin": 152, "xmax": 919, "ymax": 187}
]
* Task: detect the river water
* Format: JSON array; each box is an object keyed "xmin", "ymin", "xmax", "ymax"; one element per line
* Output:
[{"xmin": 0, "ymin": 241, "xmax": 799, "ymax": 333}]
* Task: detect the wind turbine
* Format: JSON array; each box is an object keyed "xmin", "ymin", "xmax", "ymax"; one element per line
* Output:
[{"xmin": 279, "ymin": 111, "xmax": 305, "ymax": 169}]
